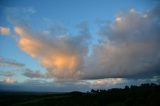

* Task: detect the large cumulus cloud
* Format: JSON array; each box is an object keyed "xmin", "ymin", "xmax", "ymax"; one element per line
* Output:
[
  {"xmin": 82, "ymin": 6, "xmax": 160, "ymax": 79},
  {"xmin": 14, "ymin": 5, "xmax": 160, "ymax": 81}
]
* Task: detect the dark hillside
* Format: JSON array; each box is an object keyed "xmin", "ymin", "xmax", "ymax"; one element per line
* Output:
[{"xmin": 0, "ymin": 83, "xmax": 159, "ymax": 106}]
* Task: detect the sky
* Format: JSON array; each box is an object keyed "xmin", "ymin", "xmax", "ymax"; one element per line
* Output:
[{"xmin": 0, "ymin": 0, "xmax": 160, "ymax": 92}]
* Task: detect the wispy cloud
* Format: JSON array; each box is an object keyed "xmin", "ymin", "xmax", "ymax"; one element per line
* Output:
[
  {"xmin": 23, "ymin": 68, "xmax": 46, "ymax": 78},
  {"xmin": 0, "ymin": 57, "xmax": 25, "ymax": 68},
  {"xmin": 5, "ymin": 7, "xmax": 36, "ymax": 20},
  {"xmin": 0, "ymin": 71, "xmax": 15, "ymax": 77},
  {"xmin": 0, "ymin": 57, "xmax": 46, "ymax": 79},
  {"xmin": 92, "ymin": 78, "xmax": 124, "ymax": 85},
  {"xmin": 0, "ymin": 26, "xmax": 10, "ymax": 35},
  {"xmin": 0, "ymin": 77, "xmax": 17, "ymax": 84}
]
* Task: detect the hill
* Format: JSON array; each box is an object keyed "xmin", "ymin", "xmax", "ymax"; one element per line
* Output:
[{"xmin": 0, "ymin": 83, "xmax": 160, "ymax": 106}]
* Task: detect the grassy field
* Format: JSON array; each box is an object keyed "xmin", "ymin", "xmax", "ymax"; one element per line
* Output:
[{"xmin": 0, "ymin": 83, "xmax": 160, "ymax": 106}]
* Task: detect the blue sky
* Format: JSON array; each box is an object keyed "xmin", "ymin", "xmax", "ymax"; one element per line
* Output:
[{"xmin": 0, "ymin": 0, "xmax": 160, "ymax": 92}]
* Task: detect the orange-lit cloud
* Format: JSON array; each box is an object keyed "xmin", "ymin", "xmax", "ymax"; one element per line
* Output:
[
  {"xmin": 14, "ymin": 25, "xmax": 89, "ymax": 80},
  {"xmin": 0, "ymin": 26, "xmax": 10, "ymax": 35},
  {"xmin": 41, "ymin": 53, "xmax": 79, "ymax": 79}
]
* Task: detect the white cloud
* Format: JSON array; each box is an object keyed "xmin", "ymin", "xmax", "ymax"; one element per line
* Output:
[
  {"xmin": 82, "ymin": 5, "xmax": 160, "ymax": 79},
  {"xmin": 92, "ymin": 78, "xmax": 124, "ymax": 85},
  {"xmin": 115, "ymin": 16, "xmax": 122, "ymax": 22}
]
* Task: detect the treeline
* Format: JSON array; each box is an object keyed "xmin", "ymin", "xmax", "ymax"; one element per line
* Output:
[
  {"xmin": 67, "ymin": 83, "xmax": 160, "ymax": 106},
  {"xmin": 90, "ymin": 83, "xmax": 159, "ymax": 93},
  {"xmin": 0, "ymin": 83, "xmax": 160, "ymax": 106},
  {"xmin": 86, "ymin": 83, "xmax": 160, "ymax": 106}
]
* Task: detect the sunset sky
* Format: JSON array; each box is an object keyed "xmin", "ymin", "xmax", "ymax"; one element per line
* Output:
[{"xmin": 0, "ymin": 0, "xmax": 160, "ymax": 92}]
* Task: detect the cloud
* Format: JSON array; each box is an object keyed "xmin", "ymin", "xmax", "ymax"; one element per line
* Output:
[
  {"xmin": 0, "ymin": 76, "xmax": 159, "ymax": 92},
  {"xmin": 0, "ymin": 57, "xmax": 25, "ymax": 68},
  {"xmin": 0, "ymin": 71, "xmax": 15, "ymax": 77},
  {"xmin": 0, "ymin": 26, "xmax": 10, "ymax": 35},
  {"xmin": 13, "ymin": 5, "xmax": 160, "ymax": 81},
  {"xmin": 0, "ymin": 57, "xmax": 47, "ymax": 80},
  {"xmin": 92, "ymin": 78, "xmax": 124, "ymax": 85},
  {"xmin": 0, "ymin": 77, "xmax": 17, "ymax": 84},
  {"xmin": 23, "ymin": 68, "xmax": 46, "ymax": 78},
  {"xmin": 82, "ymin": 5, "xmax": 160, "ymax": 79},
  {"xmin": 5, "ymin": 7, "xmax": 36, "ymax": 21},
  {"xmin": 14, "ymin": 22, "xmax": 90, "ymax": 80}
]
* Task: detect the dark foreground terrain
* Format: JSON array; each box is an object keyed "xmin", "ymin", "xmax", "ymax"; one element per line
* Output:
[{"xmin": 0, "ymin": 83, "xmax": 160, "ymax": 106}]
